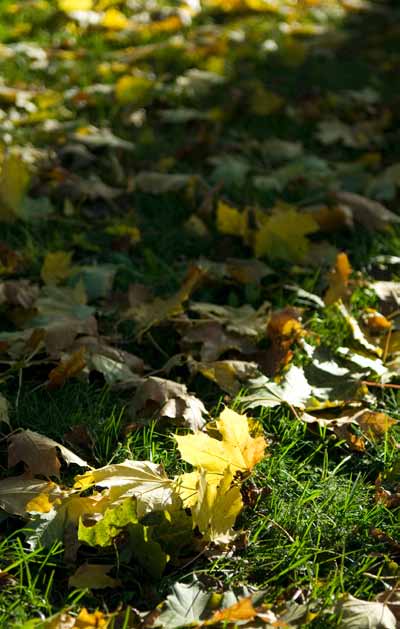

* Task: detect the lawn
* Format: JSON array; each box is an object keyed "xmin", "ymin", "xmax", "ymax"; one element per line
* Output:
[{"xmin": 1, "ymin": 0, "xmax": 400, "ymax": 627}]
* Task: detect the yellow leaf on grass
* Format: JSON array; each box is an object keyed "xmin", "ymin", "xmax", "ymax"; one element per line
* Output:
[
  {"xmin": 101, "ymin": 8, "xmax": 129, "ymax": 30},
  {"xmin": 75, "ymin": 608, "xmax": 109, "ymax": 628},
  {"xmin": 216, "ymin": 201, "xmax": 247, "ymax": 238},
  {"xmin": 192, "ymin": 468, "xmax": 243, "ymax": 543},
  {"xmin": 58, "ymin": 0, "xmax": 93, "ymax": 11},
  {"xmin": 0, "ymin": 152, "xmax": 30, "ymax": 222},
  {"xmin": 41, "ymin": 251, "xmax": 73, "ymax": 285},
  {"xmin": 324, "ymin": 252, "xmax": 352, "ymax": 305},
  {"xmin": 175, "ymin": 407, "xmax": 266, "ymax": 475},
  {"xmin": 254, "ymin": 208, "xmax": 319, "ymax": 261}
]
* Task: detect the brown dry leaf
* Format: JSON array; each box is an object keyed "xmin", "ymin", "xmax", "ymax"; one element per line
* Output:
[
  {"xmin": 333, "ymin": 190, "xmax": 400, "ymax": 231},
  {"xmin": 48, "ymin": 347, "xmax": 87, "ymax": 388},
  {"xmin": 180, "ymin": 321, "xmax": 257, "ymax": 362},
  {"xmin": 308, "ymin": 205, "xmax": 353, "ymax": 232},
  {"xmin": 124, "ymin": 266, "xmax": 204, "ymax": 339},
  {"xmin": 189, "ymin": 302, "xmax": 270, "ymax": 339},
  {"xmin": 324, "ymin": 252, "xmax": 352, "ymax": 306},
  {"xmin": 36, "ymin": 607, "xmax": 110, "ymax": 629},
  {"xmin": 0, "ymin": 280, "xmax": 39, "ymax": 308},
  {"xmin": 8, "ymin": 429, "xmax": 89, "ymax": 478},
  {"xmin": 128, "ymin": 376, "xmax": 208, "ymax": 431},
  {"xmin": 265, "ymin": 306, "xmax": 303, "ymax": 375},
  {"xmin": 195, "ymin": 257, "xmax": 272, "ymax": 285},
  {"xmin": 303, "ymin": 408, "xmax": 396, "ymax": 452}
]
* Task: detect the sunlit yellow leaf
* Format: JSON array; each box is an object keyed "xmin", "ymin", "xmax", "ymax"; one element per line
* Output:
[
  {"xmin": 58, "ymin": 0, "xmax": 93, "ymax": 11},
  {"xmin": 101, "ymin": 8, "xmax": 129, "ymax": 30},
  {"xmin": 192, "ymin": 468, "xmax": 243, "ymax": 543},
  {"xmin": 175, "ymin": 407, "xmax": 266, "ymax": 475}
]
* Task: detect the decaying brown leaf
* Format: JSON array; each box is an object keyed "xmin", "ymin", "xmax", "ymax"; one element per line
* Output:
[
  {"xmin": 8, "ymin": 429, "xmax": 89, "ymax": 477},
  {"xmin": 128, "ymin": 376, "xmax": 208, "ymax": 431},
  {"xmin": 333, "ymin": 190, "xmax": 400, "ymax": 231}
]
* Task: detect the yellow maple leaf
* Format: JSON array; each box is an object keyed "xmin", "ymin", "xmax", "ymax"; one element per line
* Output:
[
  {"xmin": 254, "ymin": 207, "xmax": 319, "ymax": 261},
  {"xmin": 41, "ymin": 251, "xmax": 73, "ymax": 285},
  {"xmin": 216, "ymin": 201, "xmax": 247, "ymax": 238},
  {"xmin": 192, "ymin": 468, "xmax": 243, "ymax": 543},
  {"xmin": 175, "ymin": 408, "xmax": 266, "ymax": 475}
]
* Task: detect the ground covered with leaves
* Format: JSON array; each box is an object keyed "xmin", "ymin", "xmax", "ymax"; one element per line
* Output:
[{"xmin": 2, "ymin": 0, "xmax": 400, "ymax": 627}]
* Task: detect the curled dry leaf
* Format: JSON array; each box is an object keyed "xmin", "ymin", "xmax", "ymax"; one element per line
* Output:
[
  {"xmin": 8, "ymin": 429, "xmax": 89, "ymax": 478},
  {"xmin": 333, "ymin": 190, "xmax": 400, "ymax": 231},
  {"xmin": 128, "ymin": 375, "xmax": 208, "ymax": 431}
]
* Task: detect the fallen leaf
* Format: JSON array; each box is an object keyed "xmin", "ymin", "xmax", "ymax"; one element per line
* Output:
[
  {"xmin": 175, "ymin": 407, "xmax": 266, "ymax": 475},
  {"xmin": 191, "ymin": 467, "xmax": 243, "ymax": 544},
  {"xmin": 128, "ymin": 376, "xmax": 208, "ymax": 431},
  {"xmin": 333, "ymin": 191, "xmax": 400, "ymax": 231},
  {"xmin": 207, "ymin": 596, "xmax": 257, "ymax": 624},
  {"xmin": 8, "ymin": 429, "xmax": 89, "ymax": 478},
  {"xmin": 254, "ymin": 208, "xmax": 319, "ymax": 261},
  {"xmin": 324, "ymin": 252, "xmax": 352, "ymax": 305},
  {"xmin": 335, "ymin": 593, "xmax": 396, "ymax": 628},
  {"xmin": 0, "ymin": 475, "xmax": 64, "ymax": 516},
  {"xmin": 74, "ymin": 459, "xmax": 178, "ymax": 518},
  {"xmin": 190, "ymin": 359, "xmax": 259, "ymax": 395},
  {"xmin": 241, "ymin": 365, "xmax": 312, "ymax": 411},
  {"xmin": 48, "ymin": 347, "xmax": 87, "ymax": 388},
  {"xmin": 68, "ymin": 564, "xmax": 121, "ymax": 589},
  {"xmin": 0, "ymin": 152, "xmax": 30, "ymax": 222}
]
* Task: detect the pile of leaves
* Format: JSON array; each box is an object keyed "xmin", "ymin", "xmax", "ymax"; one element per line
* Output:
[{"xmin": 2, "ymin": 0, "xmax": 400, "ymax": 627}]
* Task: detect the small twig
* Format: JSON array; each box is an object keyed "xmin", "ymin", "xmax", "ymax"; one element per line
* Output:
[
  {"xmin": 383, "ymin": 325, "xmax": 392, "ymax": 363},
  {"xmin": 15, "ymin": 368, "xmax": 23, "ymax": 411},
  {"xmin": 267, "ymin": 518, "xmax": 295, "ymax": 543},
  {"xmin": 362, "ymin": 380, "xmax": 400, "ymax": 390},
  {"xmin": 145, "ymin": 331, "xmax": 170, "ymax": 359}
]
